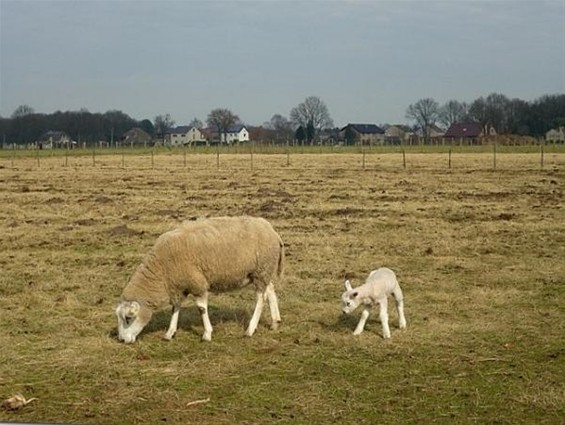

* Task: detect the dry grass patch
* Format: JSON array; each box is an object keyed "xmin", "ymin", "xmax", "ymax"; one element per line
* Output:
[{"xmin": 1, "ymin": 152, "xmax": 564, "ymax": 424}]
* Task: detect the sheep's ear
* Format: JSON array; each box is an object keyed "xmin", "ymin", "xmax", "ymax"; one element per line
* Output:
[
  {"xmin": 345, "ymin": 280, "xmax": 353, "ymax": 291},
  {"xmin": 127, "ymin": 301, "xmax": 141, "ymax": 317}
]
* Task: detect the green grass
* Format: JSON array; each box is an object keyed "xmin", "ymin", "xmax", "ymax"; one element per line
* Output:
[{"xmin": 0, "ymin": 152, "xmax": 564, "ymax": 424}]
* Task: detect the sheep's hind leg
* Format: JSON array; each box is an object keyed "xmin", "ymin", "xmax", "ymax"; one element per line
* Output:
[
  {"xmin": 266, "ymin": 282, "xmax": 281, "ymax": 330},
  {"xmin": 164, "ymin": 305, "xmax": 180, "ymax": 340},
  {"xmin": 246, "ymin": 290, "xmax": 265, "ymax": 337},
  {"xmin": 195, "ymin": 293, "xmax": 213, "ymax": 342}
]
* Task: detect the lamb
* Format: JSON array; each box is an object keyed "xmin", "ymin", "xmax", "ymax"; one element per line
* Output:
[
  {"xmin": 341, "ymin": 267, "xmax": 406, "ymax": 338},
  {"xmin": 115, "ymin": 216, "xmax": 284, "ymax": 343}
]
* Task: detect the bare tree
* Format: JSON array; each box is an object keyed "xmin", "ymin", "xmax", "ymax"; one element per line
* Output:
[
  {"xmin": 290, "ymin": 96, "xmax": 333, "ymax": 143},
  {"xmin": 206, "ymin": 108, "xmax": 239, "ymax": 143},
  {"xmin": 438, "ymin": 100, "xmax": 468, "ymax": 128},
  {"xmin": 189, "ymin": 118, "xmax": 203, "ymax": 129},
  {"xmin": 269, "ymin": 114, "xmax": 293, "ymax": 143},
  {"xmin": 405, "ymin": 98, "xmax": 439, "ymax": 139},
  {"xmin": 11, "ymin": 105, "xmax": 35, "ymax": 119},
  {"xmin": 154, "ymin": 114, "xmax": 175, "ymax": 139}
]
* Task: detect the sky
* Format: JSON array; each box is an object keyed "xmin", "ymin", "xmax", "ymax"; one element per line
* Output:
[{"xmin": 0, "ymin": 0, "xmax": 564, "ymax": 128}]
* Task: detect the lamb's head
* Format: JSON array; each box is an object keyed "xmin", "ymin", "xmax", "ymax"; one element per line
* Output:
[
  {"xmin": 115, "ymin": 301, "xmax": 153, "ymax": 343},
  {"xmin": 341, "ymin": 280, "xmax": 361, "ymax": 314}
]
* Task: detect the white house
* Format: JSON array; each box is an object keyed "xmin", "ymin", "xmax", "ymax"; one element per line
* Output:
[
  {"xmin": 546, "ymin": 127, "xmax": 565, "ymax": 143},
  {"xmin": 222, "ymin": 125, "xmax": 249, "ymax": 144},
  {"xmin": 166, "ymin": 126, "xmax": 206, "ymax": 147}
]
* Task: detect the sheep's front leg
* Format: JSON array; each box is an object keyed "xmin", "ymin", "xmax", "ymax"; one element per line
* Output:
[
  {"xmin": 164, "ymin": 305, "xmax": 180, "ymax": 340},
  {"xmin": 265, "ymin": 282, "xmax": 281, "ymax": 330},
  {"xmin": 245, "ymin": 290, "xmax": 265, "ymax": 337},
  {"xmin": 353, "ymin": 306, "xmax": 371, "ymax": 335},
  {"xmin": 195, "ymin": 293, "xmax": 213, "ymax": 342},
  {"xmin": 379, "ymin": 298, "xmax": 391, "ymax": 339}
]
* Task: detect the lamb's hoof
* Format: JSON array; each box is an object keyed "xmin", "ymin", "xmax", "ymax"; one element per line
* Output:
[
  {"xmin": 270, "ymin": 322, "xmax": 280, "ymax": 331},
  {"xmin": 353, "ymin": 331, "xmax": 362, "ymax": 336},
  {"xmin": 163, "ymin": 333, "xmax": 175, "ymax": 341},
  {"xmin": 201, "ymin": 333, "xmax": 212, "ymax": 342}
]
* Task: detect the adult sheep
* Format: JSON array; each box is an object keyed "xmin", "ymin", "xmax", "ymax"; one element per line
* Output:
[{"xmin": 115, "ymin": 216, "xmax": 284, "ymax": 343}]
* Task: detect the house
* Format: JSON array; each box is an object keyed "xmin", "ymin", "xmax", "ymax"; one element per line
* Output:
[
  {"xmin": 37, "ymin": 131, "xmax": 72, "ymax": 149},
  {"xmin": 122, "ymin": 127, "xmax": 152, "ymax": 147},
  {"xmin": 339, "ymin": 124, "xmax": 385, "ymax": 145},
  {"xmin": 444, "ymin": 122, "xmax": 496, "ymax": 142},
  {"xmin": 384, "ymin": 125, "xmax": 413, "ymax": 145},
  {"xmin": 222, "ymin": 125, "xmax": 249, "ymax": 144},
  {"xmin": 166, "ymin": 126, "xmax": 206, "ymax": 147},
  {"xmin": 545, "ymin": 127, "xmax": 565, "ymax": 143}
]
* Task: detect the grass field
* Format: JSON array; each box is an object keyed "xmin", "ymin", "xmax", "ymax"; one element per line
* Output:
[{"xmin": 1, "ymin": 152, "xmax": 564, "ymax": 424}]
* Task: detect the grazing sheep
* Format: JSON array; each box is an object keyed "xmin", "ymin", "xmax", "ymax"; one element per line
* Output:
[
  {"xmin": 341, "ymin": 267, "xmax": 406, "ymax": 338},
  {"xmin": 115, "ymin": 216, "xmax": 284, "ymax": 343}
]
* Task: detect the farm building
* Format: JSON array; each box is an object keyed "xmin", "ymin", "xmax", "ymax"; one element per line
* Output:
[
  {"xmin": 339, "ymin": 124, "xmax": 385, "ymax": 145},
  {"xmin": 166, "ymin": 126, "xmax": 206, "ymax": 147},
  {"xmin": 385, "ymin": 125, "xmax": 414, "ymax": 145},
  {"xmin": 37, "ymin": 131, "xmax": 74, "ymax": 149},
  {"xmin": 222, "ymin": 125, "xmax": 250, "ymax": 144},
  {"xmin": 545, "ymin": 127, "xmax": 565, "ymax": 143},
  {"xmin": 122, "ymin": 128, "xmax": 152, "ymax": 147},
  {"xmin": 444, "ymin": 122, "xmax": 496, "ymax": 143}
]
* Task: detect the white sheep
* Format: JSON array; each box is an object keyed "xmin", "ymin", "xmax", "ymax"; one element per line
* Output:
[
  {"xmin": 341, "ymin": 267, "xmax": 406, "ymax": 338},
  {"xmin": 115, "ymin": 216, "xmax": 284, "ymax": 343}
]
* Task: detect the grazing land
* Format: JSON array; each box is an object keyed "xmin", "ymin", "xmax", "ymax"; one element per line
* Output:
[{"xmin": 0, "ymin": 151, "xmax": 564, "ymax": 424}]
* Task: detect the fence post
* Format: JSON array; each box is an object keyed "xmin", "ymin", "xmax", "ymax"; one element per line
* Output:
[
  {"xmin": 65, "ymin": 148, "xmax": 68, "ymax": 167},
  {"xmin": 493, "ymin": 140, "xmax": 497, "ymax": 170},
  {"xmin": 402, "ymin": 148, "xmax": 406, "ymax": 169},
  {"xmin": 540, "ymin": 139, "xmax": 545, "ymax": 170},
  {"xmin": 286, "ymin": 139, "xmax": 290, "ymax": 166},
  {"xmin": 362, "ymin": 146, "xmax": 366, "ymax": 170},
  {"xmin": 448, "ymin": 148, "xmax": 452, "ymax": 169},
  {"xmin": 216, "ymin": 144, "xmax": 220, "ymax": 169},
  {"xmin": 151, "ymin": 150, "xmax": 154, "ymax": 169},
  {"xmin": 92, "ymin": 145, "xmax": 96, "ymax": 167},
  {"xmin": 37, "ymin": 149, "xmax": 40, "ymax": 168}
]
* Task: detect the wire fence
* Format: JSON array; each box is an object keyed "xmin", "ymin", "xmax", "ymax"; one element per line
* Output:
[{"xmin": 1, "ymin": 143, "xmax": 564, "ymax": 172}]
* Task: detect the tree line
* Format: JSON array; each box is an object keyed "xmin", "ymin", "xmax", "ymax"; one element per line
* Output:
[{"xmin": 1, "ymin": 93, "xmax": 563, "ymax": 146}]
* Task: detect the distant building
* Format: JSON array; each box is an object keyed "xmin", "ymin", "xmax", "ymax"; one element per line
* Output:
[
  {"xmin": 444, "ymin": 122, "xmax": 496, "ymax": 143},
  {"xmin": 122, "ymin": 127, "xmax": 152, "ymax": 147},
  {"xmin": 385, "ymin": 125, "xmax": 413, "ymax": 145},
  {"xmin": 222, "ymin": 125, "xmax": 249, "ymax": 144},
  {"xmin": 339, "ymin": 124, "xmax": 385, "ymax": 145},
  {"xmin": 37, "ymin": 131, "xmax": 73, "ymax": 149},
  {"xmin": 166, "ymin": 126, "xmax": 206, "ymax": 147},
  {"xmin": 545, "ymin": 127, "xmax": 565, "ymax": 143}
]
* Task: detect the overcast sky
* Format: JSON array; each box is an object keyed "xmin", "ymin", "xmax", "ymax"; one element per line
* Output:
[{"xmin": 1, "ymin": 0, "xmax": 563, "ymax": 127}]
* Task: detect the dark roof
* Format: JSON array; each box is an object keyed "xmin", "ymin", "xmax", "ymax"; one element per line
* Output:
[
  {"xmin": 341, "ymin": 124, "xmax": 384, "ymax": 134},
  {"xmin": 168, "ymin": 126, "xmax": 195, "ymax": 135},
  {"xmin": 227, "ymin": 124, "xmax": 246, "ymax": 133},
  {"xmin": 444, "ymin": 122, "xmax": 483, "ymax": 138}
]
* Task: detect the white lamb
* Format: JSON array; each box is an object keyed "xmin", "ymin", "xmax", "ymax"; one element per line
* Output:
[
  {"xmin": 115, "ymin": 216, "xmax": 284, "ymax": 343},
  {"xmin": 341, "ymin": 267, "xmax": 406, "ymax": 338}
]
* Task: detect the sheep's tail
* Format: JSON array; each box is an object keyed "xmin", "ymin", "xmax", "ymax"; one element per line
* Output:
[{"xmin": 276, "ymin": 238, "xmax": 285, "ymax": 278}]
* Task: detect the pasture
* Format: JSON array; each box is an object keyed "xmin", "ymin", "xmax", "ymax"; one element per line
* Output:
[{"xmin": 1, "ymin": 151, "xmax": 564, "ymax": 424}]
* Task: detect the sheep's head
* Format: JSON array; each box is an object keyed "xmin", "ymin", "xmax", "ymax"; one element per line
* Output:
[
  {"xmin": 115, "ymin": 301, "xmax": 153, "ymax": 343},
  {"xmin": 341, "ymin": 280, "xmax": 361, "ymax": 314}
]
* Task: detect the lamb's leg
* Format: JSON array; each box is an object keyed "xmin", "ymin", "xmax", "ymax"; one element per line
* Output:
[
  {"xmin": 379, "ymin": 298, "xmax": 391, "ymax": 339},
  {"xmin": 164, "ymin": 305, "xmax": 180, "ymax": 340},
  {"xmin": 265, "ymin": 282, "xmax": 281, "ymax": 330},
  {"xmin": 195, "ymin": 292, "xmax": 213, "ymax": 342},
  {"xmin": 353, "ymin": 306, "xmax": 371, "ymax": 335},
  {"xmin": 246, "ymin": 290, "xmax": 265, "ymax": 337},
  {"xmin": 393, "ymin": 285, "xmax": 407, "ymax": 329}
]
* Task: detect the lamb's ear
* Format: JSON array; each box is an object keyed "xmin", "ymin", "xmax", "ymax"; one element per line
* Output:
[{"xmin": 345, "ymin": 280, "xmax": 353, "ymax": 291}]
